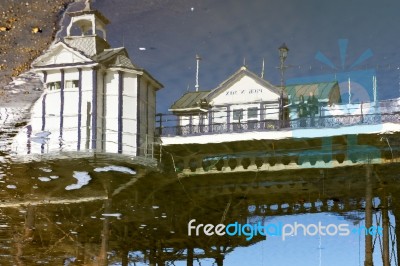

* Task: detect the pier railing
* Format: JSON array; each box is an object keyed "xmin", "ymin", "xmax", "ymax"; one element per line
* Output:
[{"xmin": 158, "ymin": 99, "xmax": 400, "ymax": 137}]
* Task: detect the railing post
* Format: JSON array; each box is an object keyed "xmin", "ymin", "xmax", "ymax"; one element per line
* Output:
[
  {"xmin": 145, "ymin": 135, "xmax": 148, "ymax": 157},
  {"xmin": 189, "ymin": 115, "xmax": 193, "ymax": 134},
  {"xmin": 361, "ymin": 101, "xmax": 364, "ymax": 123},
  {"xmin": 282, "ymin": 99, "xmax": 286, "ymax": 128},
  {"xmin": 208, "ymin": 110, "xmax": 212, "ymax": 133},
  {"xmin": 279, "ymin": 96, "xmax": 283, "ymax": 129},
  {"xmin": 227, "ymin": 106, "xmax": 231, "ymax": 132},
  {"xmin": 157, "ymin": 113, "xmax": 162, "ymax": 136},
  {"xmin": 260, "ymin": 102, "xmax": 264, "ymax": 129}
]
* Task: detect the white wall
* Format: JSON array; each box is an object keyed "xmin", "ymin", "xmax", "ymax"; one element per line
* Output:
[
  {"xmin": 12, "ymin": 67, "xmax": 96, "ymax": 154},
  {"xmin": 104, "ymin": 70, "xmax": 119, "ymax": 153},
  {"xmin": 12, "ymin": 67, "xmax": 156, "ymax": 157},
  {"xmin": 122, "ymin": 72, "xmax": 138, "ymax": 155},
  {"xmin": 46, "ymin": 70, "xmax": 62, "ymax": 83},
  {"xmin": 177, "ymin": 75, "xmax": 282, "ymax": 126},
  {"xmin": 147, "ymin": 86, "xmax": 156, "ymax": 140},
  {"xmin": 212, "ymin": 76, "xmax": 279, "ymax": 105},
  {"xmin": 137, "ymin": 77, "xmax": 147, "ymax": 155},
  {"xmin": 263, "ymin": 103, "xmax": 280, "ymax": 120},
  {"xmin": 212, "ymin": 107, "xmax": 227, "ymax": 124},
  {"xmin": 81, "ymin": 68, "xmax": 93, "ymax": 150},
  {"xmin": 64, "ymin": 70, "xmax": 79, "ymax": 82}
]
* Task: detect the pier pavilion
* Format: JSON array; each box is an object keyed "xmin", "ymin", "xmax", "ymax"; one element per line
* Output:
[
  {"xmin": 164, "ymin": 66, "xmax": 341, "ymax": 137},
  {"xmin": 12, "ymin": 2, "xmax": 163, "ymax": 156},
  {"xmin": 158, "ymin": 65, "xmax": 400, "ymax": 176}
]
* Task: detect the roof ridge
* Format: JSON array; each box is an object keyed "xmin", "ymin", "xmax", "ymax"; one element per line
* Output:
[
  {"xmin": 31, "ymin": 41, "xmax": 94, "ymax": 67},
  {"xmin": 286, "ymin": 81, "xmax": 338, "ymax": 86},
  {"xmin": 206, "ymin": 67, "xmax": 285, "ymax": 101}
]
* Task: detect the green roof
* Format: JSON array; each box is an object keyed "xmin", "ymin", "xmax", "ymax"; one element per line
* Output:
[
  {"xmin": 170, "ymin": 91, "xmax": 210, "ymax": 110},
  {"xmin": 284, "ymin": 81, "xmax": 342, "ymax": 104}
]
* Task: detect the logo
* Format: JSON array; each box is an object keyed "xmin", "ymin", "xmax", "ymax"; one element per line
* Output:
[
  {"xmin": 188, "ymin": 219, "xmax": 382, "ymax": 241},
  {"xmin": 287, "ymin": 39, "xmax": 381, "ymax": 167}
]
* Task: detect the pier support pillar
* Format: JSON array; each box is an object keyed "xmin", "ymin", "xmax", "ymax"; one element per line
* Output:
[
  {"xmin": 364, "ymin": 164, "xmax": 373, "ymax": 266},
  {"xmin": 382, "ymin": 193, "xmax": 390, "ymax": 266}
]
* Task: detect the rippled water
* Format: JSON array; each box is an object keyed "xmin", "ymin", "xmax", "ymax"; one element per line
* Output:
[
  {"xmin": 2, "ymin": 0, "xmax": 400, "ymax": 265},
  {"xmin": 0, "ymin": 151, "xmax": 398, "ymax": 265}
]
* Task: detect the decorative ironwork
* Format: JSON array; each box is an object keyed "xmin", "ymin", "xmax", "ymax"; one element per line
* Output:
[
  {"xmin": 159, "ymin": 103, "xmax": 400, "ymax": 137},
  {"xmin": 160, "ymin": 120, "xmax": 284, "ymax": 136}
]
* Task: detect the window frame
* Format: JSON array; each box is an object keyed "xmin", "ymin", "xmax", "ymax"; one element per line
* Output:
[
  {"xmin": 232, "ymin": 109, "xmax": 244, "ymax": 121},
  {"xmin": 247, "ymin": 107, "xmax": 258, "ymax": 119},
  {"xmin": 47, "ymin": 81, "xmax": 61, "ymax": 90},
  {"xmin": 65, "ymin": 79, "xmax": 79, "ymax": 89}
]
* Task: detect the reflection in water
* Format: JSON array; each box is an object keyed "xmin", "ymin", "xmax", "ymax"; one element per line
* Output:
[
  {"xmin": 0, "ymin": 154, "xmax": 399, "ymax": 265},
  {"xmin": 1, "ymin": 1, "xmax": 400, "ymax": 265}
]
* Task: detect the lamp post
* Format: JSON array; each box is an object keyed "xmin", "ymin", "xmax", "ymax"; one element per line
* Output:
[
  {"xmin": 278, "ymin": 43, "xmax": 289, "ymax": 128},
  {"xmin": 278, "ymin": 43, "xmax": 289, "ymax": 88}
]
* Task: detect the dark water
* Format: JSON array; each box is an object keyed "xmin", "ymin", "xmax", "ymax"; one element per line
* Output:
[
  {"xmin": 0, "ymin": 152, "xmax": 399, "ymax": 266},
  {"xmin": 2, "ymin": 0, "xmax": 400, "ymax": 265}
]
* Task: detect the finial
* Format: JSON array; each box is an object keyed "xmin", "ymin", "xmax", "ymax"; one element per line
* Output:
[
  {"xmin": 84, "ymin": 0, "xmax": 91, "ymax": 11},
  {"xmin": 261, "ymin": 58, "xmax": 265, "ymax": 78}
]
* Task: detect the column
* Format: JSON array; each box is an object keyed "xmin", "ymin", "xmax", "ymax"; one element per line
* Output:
[
  {"xmin": 187, "ymin": 247, "xmax": 194, "ymax": 266},
  {"xmin": 41, "ymin": 71, "xmax": 47, "ymax": 133},
  {"xmin": 41, "ymin": 94, "xmax": 47, "ymax": 153},
  {"xmin": 189, "ymin": 115, "xmax": 193, "ymax": 134},
  {"xmin": 279, "ymin": 96, "xmax": 283, "ymax": 128},
  {"xmin": 118, "ymin": 71, "xmax": 123, "ymax": 154},
  {"xmin": 42, "ymin": 71, "xmax": 47, "ymax": 83},
  {"xmin": 364, "ymin": 164, "xmax": 373, "ymax": 266},
  {"xmin": 101, "ymin": 71, "xmax": 106, "ymax": 151},
  {"xmin": 41, "ymin": 94, "xmax": 47, "ymax": 132},
  {"xmin": 215, "ymin": 255, "xmax": 224, "ymax": 266},
  {"xmin": 91, "ymin": 68, "xmax": 98, "ymax": 149},
  {"xmin": 393, "ymin": 197, "xmax": 400, "ymax": 265},
  {"xmin": 86, "ymin": 102, "xmax": 91, "ymax": 150},
  {"xmin": 60, "ymin": 69, "xmax": 65, "ymax": 148},
  {"xmin": 149, "ymin": 247, "xmax": 156, "ymax": 266},
  {"xmin": 382, "ymin": 193, "xmax": 390, "ymax": 266},
  {"xmin": 77, "ymin": 68, "xmax": 82, "ymax": 151},
  {"xmin": 259, "ymin": 102, "xmax": 264, "ymax": 119},
  {"xmin": 208, "ymin": 110, "xmax": 212, "ymax": 133},
  {"xmin": 136, "ymin": 76, "xmax": 141, "ymax": 156},
  {"xmin": 41, "ymin": 70, "xmax": 47, "ymax": 151},
  {"xmin": 226, "ymin": 106, "xmax": 231, "ymax": 132},
  {"xmin": 98, "ymin": 198, "xmax": 111, "ymax": 266},
  {"xmin": 26, "ymin": 125, "xmax": 32, "ymax": 154},
  {"xmin": 146, "ymin": 84, "xmax": 151, "ymax": 152}
]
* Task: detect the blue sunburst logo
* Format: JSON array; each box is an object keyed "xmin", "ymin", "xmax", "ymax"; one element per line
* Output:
[
  {"xmin": 290, "ymin": 39, "xmax": 381, "ymax": 169},
  {"xmin": 315, "ymin": 39, "xmax": 373, "ymax": 71},
  {"xmin": 287, "ymin": 39, "xmax": 376, "ymax": 104}
]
